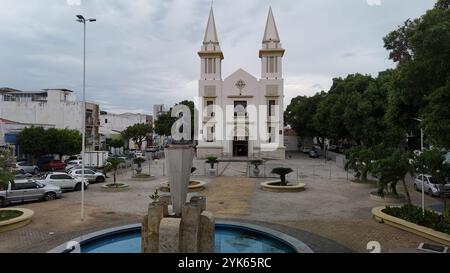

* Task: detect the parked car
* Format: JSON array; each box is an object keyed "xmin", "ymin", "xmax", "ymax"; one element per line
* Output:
[
  {"xmin": 42, "ymin": 160, "xmax": 66, "ymax": 171},
  {"xmin": 414, "ymin": 174, "xmax": 450, "ymax": 197},
  {"xmin": 134, "ymin": 151, "xmax": 145, "ymax": 158},
  {"xmin": 309, "ymin": 150, "xmax": 319, "ymax": 158},
  {"xmin": 14, "ymin": 161, "xmax": 40, "ymax": 175},
  {"xmin": 68, "ymin": 168, "xmax": 106, "ymax": 183},
  {"xmin": 37, "ymin": 172, "xmax": 89, "ymax": 191},
  {"xmin": 65, "ymin": 160, "xmax": 83, "ymax": 171},
  {"xmin": 0, "ymin": 179, "xmax": 62, "ymax": 207}
]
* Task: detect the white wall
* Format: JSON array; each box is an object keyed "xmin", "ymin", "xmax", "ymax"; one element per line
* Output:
[{"xmin": 100, "ymin": 112, "xmax": 149, "ymax": 150}]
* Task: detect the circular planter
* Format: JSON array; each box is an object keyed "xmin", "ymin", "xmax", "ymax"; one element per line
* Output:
[
  {"xmin": 101, "ymin": 183, "xmax": 130, "ymax": 192},
  {"xmin": 208, "ymin": 169, "xmax": 217, "ymax": 176},
  {"xmin": 160, "ymin": 180, "xmax": 206, "ymax": 193},
  {"xmin": 131, "ymin": 174, "xmax": 156, "ymax": 181},
  {"xmin": 369, "ymin": 192, "xmax": 405, "ymax": 204},
  {"xmin": 261, "ymin": 180, "xmax": 306, "ymax": 192},
  {"xmin": 0, "ymin": 208, "xmax": 34, "ymax": 233}
]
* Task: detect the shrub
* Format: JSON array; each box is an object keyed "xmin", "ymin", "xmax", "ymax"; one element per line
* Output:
[
  {"xmin": 383, "ymin": 205, "xmax": 450, "ymax": 235},
  {"xmin": 206, "ymin": 157, "xmax": 218, "ymax": 169},
  {"xmin": 271, "ymin": 167, "xmax": 293, "ymax": 186}
]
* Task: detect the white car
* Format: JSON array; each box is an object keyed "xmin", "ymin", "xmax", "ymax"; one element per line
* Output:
[
  {"xmin": 37, "ymin": 172, "xmax": 89, "ymax": 191},
  {"xmin": 68, "ymin": 169, "xmax": 106, "ymax": 183},
  {"xmin": 65, "ymin": 160, "xmax": 83, "ymax": 171},
  {"xmin": 14, "ymin": 162, "xmax": 40, "ymax": 175},
  {"xmin": 414, "ymin": 174, "xmax": 450, "ymax": 197}
]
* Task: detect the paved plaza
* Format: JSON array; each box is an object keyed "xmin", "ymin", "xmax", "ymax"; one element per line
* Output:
[{"xmin": 0, "ymin": 153, "xmax": 445, "ymax": 253}]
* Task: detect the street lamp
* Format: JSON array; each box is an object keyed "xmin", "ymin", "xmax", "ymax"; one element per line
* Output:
[
  {"xmin": 76, "ymin": 15, "xmax": 96, "ymax": 222},
  {"xmin": 410, "ymin": 117, "xmax": 425, "ymax": 215}
]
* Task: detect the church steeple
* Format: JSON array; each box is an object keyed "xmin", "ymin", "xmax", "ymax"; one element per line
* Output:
[
  {"xmin": 203, "ymin": 7, "xmax": 219, "ymax": 44},
  {"xmin": 199, "ymin": 6, "xmax": 223, "ymax": 80},
  {"xmin": 262, "ymin": 7, "xmax": 280, "ymax": 43},
  {"xmin": 260, "ymin": 7, "xmax": 284, "ymax": 79}
]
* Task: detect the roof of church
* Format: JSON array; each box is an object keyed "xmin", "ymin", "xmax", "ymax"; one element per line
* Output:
[
  {"xmin": 262, "ymin": 7, "xmax": 280, "ymax": 43},
  {"xmin": 203, "ymin": 7, "xmax": 219, "ymax": 44}
]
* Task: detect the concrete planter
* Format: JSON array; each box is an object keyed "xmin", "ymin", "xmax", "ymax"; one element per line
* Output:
[
  {"xmin": 101, "ymin": 183, "xmax": 130, "ymax": 192},
  {"xmin": 208, "ymin": 168, "xmax": 217, "ymax": 176},
  {"xmin": 0, "ymin": 208, "xmax": 34, "ymax": 233},
  {"xmin": 165, "ymin": 145, "xmax": 194, "ymax": 216},
  {"xmin": 369, "ymin": 192, "xmax": 405, "ymax": 204},
  {"xmin": 372, "ymin": 206, "xmax": 450, "ymax": 247},
  {"xmin": 131, "ymin": 174, "xmax": 156, "ymax": 181},
  {"xmin": 160, "ymin": 180, "xmax": 206, "ymax": 193},
  {"xmin": 261, "ymin": 180, "xmax": 306, "ymax": 192}
]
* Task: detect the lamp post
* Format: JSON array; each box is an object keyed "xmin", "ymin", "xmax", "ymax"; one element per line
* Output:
[
  {"xmin": 76, "ymin": 15, "xmax": 96, "ymax": 222},
  {"xmin": 410, "ymin": 117, "xmax": 425, "ymax": 215}
]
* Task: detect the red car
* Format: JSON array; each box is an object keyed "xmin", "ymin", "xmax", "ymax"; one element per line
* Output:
[{"xmin": 42, "ymin": 160, "xmax": 66, "ymax": 171}]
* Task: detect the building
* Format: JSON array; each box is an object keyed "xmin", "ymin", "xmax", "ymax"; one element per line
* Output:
[
  {"xmin": 153, "ymin": 104, "xmax": 166, "ymax": 120},
  {"xmin": 100, "ymin": 111, "xmax": 153, "ymax": 150},
  {"xmin": 0, "ymin": 118, "xmax": 55, "ymax": 157},
  {"xmin": 0, "ymin": 88, "xmax": 100, "ymax": 151},
  {"xmin": 196, "ymin": 7, "xmax": 286, "ymax": 159}
]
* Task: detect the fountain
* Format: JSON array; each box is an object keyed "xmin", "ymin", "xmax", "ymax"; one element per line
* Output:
[{"xmin": 48, "ymin": 145, "xmax": 313, "ymax": 254}]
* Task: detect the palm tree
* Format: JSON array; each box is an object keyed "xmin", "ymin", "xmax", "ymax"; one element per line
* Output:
[
  {"xmin": 271, "ymin": 167, "xmax": 293, "ymax": 186},
  {"xmin": 104, "ymin": 158, "xmax": 122, "ymax": 186}
]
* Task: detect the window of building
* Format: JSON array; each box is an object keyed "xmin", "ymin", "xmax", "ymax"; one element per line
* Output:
[
  {"xmin": 205, "ymin": 58, "xmax": 216, "ymax": 74},
  {"xmin": 268, "ymin": 100, "xmax": 276, "ymax": 117},
  {"xmin": 206, "ymin": 100, "xmax": 214, "ymax": 117},
  {"xmin": 105, "ymin": 119, "xmax": 108, "ymax": 124},
  {"xmin": 267, "ymin": 56, "xmax": 277, "ymax": 74},
  {"xmin": 234, "ymin": 101, "xmax": 247, "ymax": 117}
]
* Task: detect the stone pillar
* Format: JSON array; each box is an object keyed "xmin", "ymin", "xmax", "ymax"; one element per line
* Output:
[
  {"xmin": 142, "ymin": 202, "xmax": 164, "ymax": 253},
  {"xmin": 159, "ymin": 193, "xmax": 172, "ymax": 217},
  {"xmin": 159, "ymin": 218, "xmax": 182, "ymax": 253},
  {"xmin": 164, "ymin": 145, "xmax": 194, "ymax": 216},
  {"xmin": 180, "ymin": 202, "xmax": 201, "ymax": 253},
  {"xmin": 199, "ymin": 211, "xmax": 215, "ymax": 253}
]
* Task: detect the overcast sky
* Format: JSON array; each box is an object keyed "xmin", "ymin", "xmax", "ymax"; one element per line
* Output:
[{"xmin": 0, "ymin": 0, "xmax": 434, "ymax": 115}]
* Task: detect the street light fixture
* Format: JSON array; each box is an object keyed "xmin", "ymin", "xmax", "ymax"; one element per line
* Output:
[{"xmin": 76, "ymin": 14, "xmax": 96, "ymax": 222}]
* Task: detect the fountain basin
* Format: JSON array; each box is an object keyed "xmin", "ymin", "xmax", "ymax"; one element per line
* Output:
[{"xmin": 48, "ymin": 220, "xmax": 312, "ymax": 253}]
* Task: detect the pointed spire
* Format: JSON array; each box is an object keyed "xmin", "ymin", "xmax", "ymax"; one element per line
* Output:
[
  {"xmin": 203, "ymin": 7, "xmax": 219, "ymax": 44},
  {"xmin": 263, "ymin": 7, "xmax": 280, "ymax": 43}
]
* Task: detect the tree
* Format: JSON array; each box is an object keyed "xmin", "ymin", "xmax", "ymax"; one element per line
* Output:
[
  {"xmin": 122, "ymin": 123, "xmax": 152, "ymax": 151},
  {"xmin": 423, "ymin": 80, "xmax": 450, "ymax": 149},
  {"xmin": 372, "ymin": 150, "xmax": 415, "ymax": 203},
  {"xmin": 154, "ymin": 100, "xmax": 195, "ymax": 140},
  {"xmin": 285, "ymin": 92, "xmax": 326, "ymax": 145},
  {"xmin": 385, "ymin": 4, "xmax": 450, "ymax": 146},
  {"xmin": 0, "ymin": 148, "xmax": 15, "ymax": 206},
  {"xmin": 17, "ymin": 127, "xmax": 81, "ymax": 162},
  {"xmin": 109, "ymin": 138, "xmax": 124, "ymax": 154},
  {"xmin": 271, "ymin": 167, "xmax": 293, "ymax": 186},
  {"xmin": 345, "ymin": 145, "xmax": 386, "ymax": 183},
  {"xmin": 133, "ymin": 157, "xmax": 146, "ymax": 174},
  {"xmin": 16, "ymin": 127, "xmax": 48, "ymax": 162},
  {"xmin": 154, "ymin": 112, "xmax": 176, "ymax": 136},
  {"xmin": 104, "ymin": 158, "xmax": 122, "ymax": 186}
]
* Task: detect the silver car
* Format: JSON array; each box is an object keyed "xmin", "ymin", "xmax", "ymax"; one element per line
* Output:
[
  {"xmin": 0, "ymin": 180, "xmax": 62, "ymax": 207},
  {"xmin": 68, "ymin": 168, "xmax": 106, "ymax": 183},
  {"xmin": 14, "ymin": 162, "xmax": 40, "ymax": 175}
]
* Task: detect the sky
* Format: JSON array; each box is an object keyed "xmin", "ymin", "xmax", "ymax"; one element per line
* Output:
[{"xmin": 0, "ymin": 0, "xmax": 435, "ymax": 115}]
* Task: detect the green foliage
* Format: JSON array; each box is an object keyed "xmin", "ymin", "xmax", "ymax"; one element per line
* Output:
[
  {"xmin": 154, "ymin": 100, "xmax": 195, "ymax": 140},
  {"xmin": 133, "ymin": 157, "xmax": 146, "ymax": 167},
  {"xmin": 271, "ymin": 167, "xmax": 293, "ymax": 186},
  {"xmin": 206, "ymin": 156, "xmax": 218, "ymax": 169},
  {"xmin": 17, "ymin": 127, "xmax": 81, "ymax": 160},
  {"xmin": 0, "ymin": 149, "xmax": 15, "ymax": 188},
  {"xmin": 191, "ymin": 167, "xmax": 197, "ymax": 174},
  {"xmin": 383, "ymin": 205, "xmax": 450, "ymax": 235},
  {"xmin": 372, "ymin": 150, "xmax": 415, "ymax": 201},
  {"xmin": 109, "ymin": 138, "xmax": 124, "ymax": 149},
  {"xmin": 345, "ymin": 145, "xmax": 387, "ymax": 182},
  {"xmin": 122, "ymin": 123, "xmax": 152, "ymax": 150},
  {"xmin": 150, "ymin": 189, "xmax": 160, "ymax": 202},
  {"xmin": 104, "ymin": 157, "xmax": 123, "ymax": 185}
]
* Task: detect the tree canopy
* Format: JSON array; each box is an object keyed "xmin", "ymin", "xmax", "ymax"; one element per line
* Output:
[
  {"xmin": 17, "ymin": 127, "xmax": 82, "ymax": 160},
  {"xmin": 122, "ymin": 123, "xmax": 152, "ymax": 150}
]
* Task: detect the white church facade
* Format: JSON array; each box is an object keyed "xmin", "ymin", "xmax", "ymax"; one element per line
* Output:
[{"xmin": 196, "ymin": 7, "xmax": 286, "ymax": 160}]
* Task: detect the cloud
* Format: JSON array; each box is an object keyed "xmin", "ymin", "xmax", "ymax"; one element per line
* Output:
[{"xmin": 0, "ymin": 0, "xmax": 434, "ymax": 115}]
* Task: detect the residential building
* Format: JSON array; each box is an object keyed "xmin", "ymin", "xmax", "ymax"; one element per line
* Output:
[
  {"xmin": 0, "ymin": 88, "xmax": 100, "ymax": 151},
  {"xmin": 196, "ymin": 7, "xmax": 285, "ymax": 159},
  {"xmin": 153, "ymin": 104, "xmax": 166, "ymax": 120}
]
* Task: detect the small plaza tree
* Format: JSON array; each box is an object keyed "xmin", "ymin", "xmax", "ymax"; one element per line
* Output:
[
  {"xmin": 271, "ymin": 167, "xmax": 294, "ymax": 186},
  {"xmin": 104, "ymin": 158, "xmax": 122, "ymax": 186}
]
